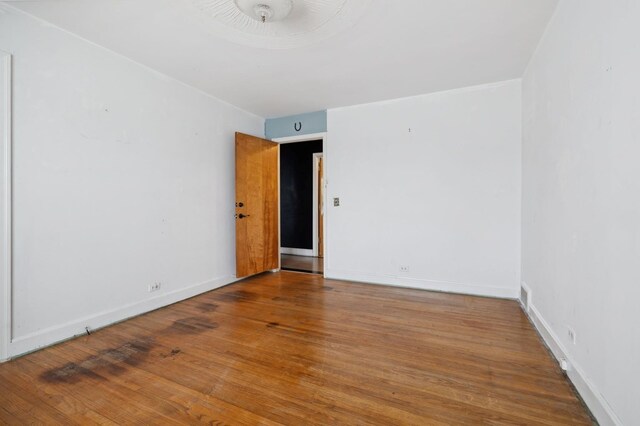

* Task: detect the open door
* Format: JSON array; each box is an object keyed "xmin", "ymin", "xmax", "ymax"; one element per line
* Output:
[{"xmin": 235, "ymin": 132, "xmax": 279, "ymax": 278}]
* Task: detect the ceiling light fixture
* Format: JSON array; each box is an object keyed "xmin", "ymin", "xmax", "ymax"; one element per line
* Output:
[
  {"xmin": 234, "ymin": 0, "xmax": 294, "ymax": 23},
  {"xmin": 192, "ymin": 0, "xmax": 374, "ymax": 49}
]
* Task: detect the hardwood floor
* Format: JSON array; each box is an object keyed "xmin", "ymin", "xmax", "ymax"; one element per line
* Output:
[
  {"xmin": 0, "ymin": 272, "xmax": 592, "ymax": 425},
  {"xmin": 281, "ymin": 254, "xmax": 324, "ymax": 274}
]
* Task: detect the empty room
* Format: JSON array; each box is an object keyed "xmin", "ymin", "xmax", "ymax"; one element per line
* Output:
[{"xmin": 0, "ymin": 0, "xmax": 637, "ymax": 424}]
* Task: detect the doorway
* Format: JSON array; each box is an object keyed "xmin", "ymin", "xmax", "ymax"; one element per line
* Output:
[{"xmin": 276, "ymin": 136, "xmax": 325, "ymax": 275}]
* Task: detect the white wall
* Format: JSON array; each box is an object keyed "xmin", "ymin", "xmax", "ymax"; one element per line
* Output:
[
  {"xmin": 0, "ymin": 48, "xmax": 11, "ymax": 361},
  {"xmin": 522, "ymin": 1, "xmax": 639, "ymax": 424},
  {"xmin": 326, "ymin": 80, "xmax": 521, "ymax": 298},
  {"xmin": 0, "ymin": 7, "xmax": 263, "ymax": 358}
]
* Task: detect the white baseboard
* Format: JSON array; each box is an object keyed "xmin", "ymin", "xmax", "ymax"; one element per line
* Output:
[
  {"xmin": 520, "ymin": 280, "xmax": 532, "ymax": 311},
  {"xmin": 526, "ymin": 303, "xmax": 621, "ymax": 426},
  {"xmin": 324, "ymin": 268, "xmax": 519, "ymax": 299},
  {"xmin": 280, "ymin": 247, "xmax": 314, "ymax": 257},
  {"xmin": 7, "ymin": 275, "xmax": 238, "ymax": 359}
]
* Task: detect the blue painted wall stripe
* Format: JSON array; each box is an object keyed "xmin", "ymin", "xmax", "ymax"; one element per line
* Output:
[{"xmin": 265, "ymin": 110, "xmax": 327, "ymax": 139}]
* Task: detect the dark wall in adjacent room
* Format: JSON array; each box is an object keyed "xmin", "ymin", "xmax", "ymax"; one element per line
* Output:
[{"xmin": 280, "ymin": 140, "xmax": 323, "ymax": 250}]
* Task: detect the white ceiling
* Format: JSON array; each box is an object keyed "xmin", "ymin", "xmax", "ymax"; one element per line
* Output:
[{"xmin": 7, "ymin": 0, "xmax": 558, "ymax": 118}]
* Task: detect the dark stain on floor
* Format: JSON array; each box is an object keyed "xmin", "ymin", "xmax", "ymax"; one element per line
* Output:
[
  {"xmin": 39, "ymin": 280, "xmax": 236, "ymax": 385},
  {"xmin": 40, "ymin": 338, "xmax": 154, "ymax": 384},
  {"xmin": 40, "ymin": 314, "xmax": 219, "ymax": 383},
  {"xmin": 213, "ymin": 290, "xmax": 258, "ymax": 303},
  {"xmin": 167, "ymin": 316, "xmax": 219, "ymax": 334},
  {"xmin": 196, "ymin": 302, "xmax": 219, "ymax": 313},
  {"xmin": 160, "ymin": 347, "xmax": 182, "ymax": 358},
  {"xmin": 266, "ymin": 322, "xmax": 279, "ymax": 328}
]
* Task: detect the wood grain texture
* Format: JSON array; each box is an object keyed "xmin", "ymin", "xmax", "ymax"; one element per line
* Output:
[
  {"xmin": 281, "ymin": 254, "xmax": 323, "ymax": 274},
  {"xmin": 0, "ymin": 272, "xmax": 593, "ymax": 425},
  {"xmin": 235, "ymin": 132, "xmax": 279, "ymax": 278}
]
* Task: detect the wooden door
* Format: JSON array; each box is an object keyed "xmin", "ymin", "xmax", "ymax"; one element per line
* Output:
[{"xmin": 235, "ymin": 132, "xmax": 279, "ymax": 278}]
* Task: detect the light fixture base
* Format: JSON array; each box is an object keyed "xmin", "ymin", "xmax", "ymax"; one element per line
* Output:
[{"xmin": 234, "ymin": 0, "xmax": 293, "ymax": 23}]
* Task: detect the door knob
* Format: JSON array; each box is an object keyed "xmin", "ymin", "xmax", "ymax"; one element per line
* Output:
[
  {"xmin": 236, "ymin": 202, "xmax": 244, "ymax": 207},
  {"xmin": 238, "ymin": 213, "xmax": 250, "ymax": 219}
]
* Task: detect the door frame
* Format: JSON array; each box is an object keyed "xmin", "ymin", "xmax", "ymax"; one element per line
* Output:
[
  {"xmin": 271, "ymin": 132, "xmax": 327, "ymax": 274},
  {"xmin": 0, "ymin": 50, "xmax": 12, "ymax": 362},
  {"xmin": 312, "ymin": 153, "xmax": 323, "ymax": 258}
]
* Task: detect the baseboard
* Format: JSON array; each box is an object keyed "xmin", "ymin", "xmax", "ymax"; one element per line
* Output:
[
  {"xmin": 7, "ymin": 274, "xmax": 238, "ymax": 359},
  {"xmin": 280, "ymin": 247, "xmax": 314, "ymax": 257},
  {"xmin": 520, "ymin": 280, "xmax": 532, "ymax": 311},
  {"xmin": 526, "ymin": 303, "xmax": 621, "ymax": 426},
  {"xmin": 324, "ymin": 268, "xmax": 519, "ymax": 299}
]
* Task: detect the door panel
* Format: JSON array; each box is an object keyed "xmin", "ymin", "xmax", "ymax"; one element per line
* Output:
[{"xmin": 235, "ymin": 132, "xmax": 279, "ymax": 278}]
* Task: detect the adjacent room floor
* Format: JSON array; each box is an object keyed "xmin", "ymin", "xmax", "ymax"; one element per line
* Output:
[
  {"xmin": 281, "ymin": 254, "xmax": 324, "ymax": 274},
  {"xmin": 0, "ymin": 272, "xmax": 592, "ymax": 424}
]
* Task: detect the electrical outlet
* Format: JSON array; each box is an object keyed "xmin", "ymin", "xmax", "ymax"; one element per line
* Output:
[
  {"xmin": 148, "ymin": 282, "xmax": 161, "ymax": 292},
  {"xmin": 567, "ymin": 326, "xmax": 576, "ymax": 345},
  {"xmin": 399, "ymin": 265, "xmax": 410, "ymax": 273}
]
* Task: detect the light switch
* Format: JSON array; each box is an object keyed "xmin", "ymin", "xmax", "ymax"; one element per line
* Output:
[{"xmin": 333, "ymin": 197, "xmax": 340, "ymax": 207}]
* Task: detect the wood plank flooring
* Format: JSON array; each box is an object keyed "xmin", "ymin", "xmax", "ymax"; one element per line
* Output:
[
  {"xmin": 0, "ymin": 272, "xmax": 592, "ymax": 425},
  {"xmin": 281, "ymin": 254, "xmax": 324, "ymax": 274}
]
